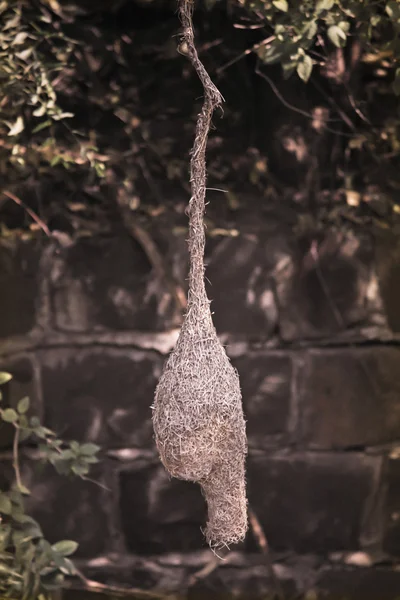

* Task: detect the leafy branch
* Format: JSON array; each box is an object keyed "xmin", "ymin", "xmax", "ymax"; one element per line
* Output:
[
  {"xmin": 238, "ymin": 0, "xmax": 400, "ymax": 85},
  {"xmin": 0, "ymin": 370, "xmax": 100, "ymax": 599}
]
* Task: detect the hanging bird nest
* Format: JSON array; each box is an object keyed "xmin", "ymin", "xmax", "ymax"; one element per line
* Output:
[{"xmin": 152, "ymin": 0, "xmax": 248, "ymax": 549}]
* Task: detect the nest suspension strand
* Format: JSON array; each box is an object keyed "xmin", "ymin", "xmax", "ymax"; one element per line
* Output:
[{"xmin": 152, "ymin": 0, "xmax": 248, "ymax": 548}]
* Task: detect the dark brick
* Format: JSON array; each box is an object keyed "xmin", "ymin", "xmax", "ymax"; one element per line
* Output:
[
  {"xmin": 0, "ymin": 458, "xmax": 112, "ymax": 558},
  {"xmin": 188, "ymin": 563, "xmax": 297, "ymax": 600},
  {"xmin": 0, "ymin": 240, "xmax": 41, "ymax": 338},
  {"xmin": 316, "ymin": 565, "xmax": 400, "ymax": 600},
  {"xmin": 50, "ymin": 234, "xmax": 180, "ymax": 332},
  {"xmin": 0, "ymin": 355, "xmax": 41, "ymax": 449},
  {"xmin": 119, "ymin": 463, "xmax": 207, "ymax": 554},
  {"xmin": 205, "ymin": 234, "xmax": 279, "ymax": 339},
  {"xmin": 375, "ymin": 231, "xmax": 400, "ymax": 333},
  {"xmin": 231, "ymin": 353, "xmax": 292, "ymax": 447},
  {"xmin": 383, "ymin": 456, "xmax": 400, "ymax": 557},
  {"xmin": 247, "ymin": 452, "xmax": 381, "ymax": 554},
  {"xmin": 276, "ymin": 231, "xmax": 381, "ymax": 341},
  {"xmin": 300, "ymin": 347, "xmax": 400, "ymax": 449},
  {"xmin": 0, "ymin": 460, "xmax": 14, "ymax": 489},
  {"xmin": 40, "ymin": 348, "xmax": 161, "ymax": 448},
  {"xmin": 25, "ymin": 461, "xmax": 112, "ymax": 558}
]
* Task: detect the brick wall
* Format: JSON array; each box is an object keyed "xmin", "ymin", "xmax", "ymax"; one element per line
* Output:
[{"xmin": 1, "ymin": 215, "xmax": 400, "ymax": 598}]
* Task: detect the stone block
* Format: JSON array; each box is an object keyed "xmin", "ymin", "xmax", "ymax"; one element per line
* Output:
[
  {"xmin": 187, "ymin": 561, "xmax": 297, "ymax": 600},
  {"xmin": 0, "ymin": 240, "xmax": 41, "ymax": 338},
  {"xmin": 316, "ymin": 565, "xmax": 400, "ymax": 600},
  {"xmin": 0, "ymin": 458, "xmax": 112, "ymax": 558},
  {"xmin": 40, "ymin": 347, "xmax": 162, "ymax": 448},
  {"xmin": 375, "ymin": 231, "xmax": 400, "ymax": 333},
  {"xmin": 300, "ymin": 347, "xmax": 400, "ymax": 449},
  {"xmin": 231, "ymin": 352, "xmax": 293, "ymax": 447},
  {"xmin": 0, "ymin": 354, "xmax": 42, "ymax": 449},
  {"xmin": 49, "ymin": 234, "xmax": 181, "ymax": 332},
  {"xmin": 276, "ymin": 231, "xmax": 383, "ymax": 341},
  {"xmin": 205, "ymin": 234, "xmax": 279, "ymax": 338},
  {"xmin": 119, "ymin": 463, "xmax": 207, "ymax": 554},
  {"xmin": 383, "ymin": 454, "xmax": 400, "ymax": 557},
  {"xmin": 247, "ymin": 452, "xmax": 381, "ymax": 554},
  {"xmin": 25, "ymin": 461, "xmax": 112, "ymax": 558}
]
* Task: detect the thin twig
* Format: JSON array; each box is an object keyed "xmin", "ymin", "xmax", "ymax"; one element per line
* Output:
[
  {"xmin": 187, "ymin": 548, "xmax": 229, "ymax": 588},
  {"xmin": 12, "ymin": 425, "xmax": 22, "ymax": 491},
  {"xmin": 310, "ymin": 241, "xmax": 345, "ymax": 327},
  {"xmin": 248, "ymin": 507, "xmax": 285, "ymax": 600},
  {"xmin": 309, "ymin": 239, "xmax": 385, "ymax": 401},
  {"xmin": 70, "ymin": 568, "xmax": 167, "ymax": 599},
  {"xmin": 255, "ymin": 63, "xmax": 355, "ymax": 138},
  {"xmin": 1, "ymin": 190, "xmax": 51, "ymax": 236},
  {"xmin": 216, "ymin": 36, "xmax": 275, "ymax": 74},
  {"xmin": 310, "ymin": 78, "xmax": 356, "ymax": 131},
  {"xmin": 117, "ymin": 198, "xmax": 187, "ymax": 315}
]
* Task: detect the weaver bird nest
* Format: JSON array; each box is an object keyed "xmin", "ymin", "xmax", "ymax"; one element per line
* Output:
[{"xmin": 152, "ymin": 0, "xmax": 248, "ymax": 548}]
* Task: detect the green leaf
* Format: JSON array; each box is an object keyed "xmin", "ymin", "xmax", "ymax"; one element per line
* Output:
[
  {"xmin": 7, "ymin": 116, "xmax": 24, "ymax": 137},
  {"xmin": 1, "ymin": 408, "xmax": 18, "ymax": 423},
  {"xmin": 41, "ymin": 572, "xmax": 65, "ymax": 591},
  {"xmin": 304, "ymin": 20, "xmax": 318, "ymax": 40},
  {"xmin": 327, "ymin": 25, "xmax": 347, "ymax": 48},
  {"xmin": 273, "ymin": 0, "xmax": 288, "ymax": 11},
  {"xmin": 315, "ymin": 0, "xmax": 335, "ymax": 13},
  {"xmin": 33, "ymin": 426, "xmax": 48, "ymax": 439},
  {"xmin": 258, "ymin": 43, "xmax": 283, "ymax": 65},
  {"xmin": 51, "ymin": 458, "xmax": 70, "ymax": 475},
  {"xmin": 370, "ymin": 14, "xmax": 381, "ymax": 27},
  {"xmin": 59, "ymin": 449, "xmax": 75, "ymax": 460},
  {"xmin": 19, "ymin": 429, "xmax": 32, "ymax": 441},
  {"xmin": 386, "ymin": 1, "xmax": 400, "ymax": 21},
  {"xmin": 0, "ymin": 494, "xmax": 12, "ymax": 515},
  {"xmin": 0, "ymin": 372, "xmax": 12, "ymax": 385},
  {"xmin": 58, "ymin": 556, "xmax": 76, "ymax": 575},
  {"xmin": 297, "ymin": 54, "xmax": 313, "ymax": 82},
  {"xmin": 82, "ymin": 455, "xmax": 98, "ymax": 464},
  {"xmin": 11, "ymin": 506, "xmax": 25, "ymax": 522},
  {"xmin": 32, "ymin": 119, "xmax": 51, "ymax": 134},
  {"xmin": 71, "ymin": 463, "xmax": 89, "ymax": 476},
  {"xmin": 19, "ymin": 415, "xmax": 28, "ymax": 428},
  {"xmin": 338, "ymin": 20, "xmax": 350, "ymax": 33},
  {"xmin": 17, "ymin": 483, "xmax": 30, "ymax": 496},
  {"xmin": 17, "ymin": 397, "xmax": 30, "ymax": 414},
  {"xmin": 20, "ymin": 515, "xmax": 42, "ymax": 538},
  {"xmin": 50, "ymin": 155, "xmax": 62, "ymax": 167},
  {"xmin": 51, "ymin": 540, "xmax": 78, "ymax": 557},
  {"xmin": 79, "ymin": 443, "xmax": 100, "ymax": 456},
  {"xmin": 33, "ymin": 105, "xmax": 47, "ymax": 117},
  {"xmin": 52, "ymin": 112, "xmax": 74, "ymax": 120}
]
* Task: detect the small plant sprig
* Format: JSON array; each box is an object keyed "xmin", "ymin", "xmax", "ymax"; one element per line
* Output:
[{"xmin": 0, "ymin": 371, "xmax": 100, "ymax": 600}]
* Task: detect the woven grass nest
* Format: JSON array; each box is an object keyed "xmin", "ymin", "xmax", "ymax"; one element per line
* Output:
[{"xmin": 152, "ymin": 0, "xmax": 248, "ymax": 549}]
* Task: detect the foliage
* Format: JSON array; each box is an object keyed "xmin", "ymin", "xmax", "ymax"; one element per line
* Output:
[
  {"xmin": 0, "ymin": 0, "xmax": 106, "ymax": 185},
  {"xmin": 0, "ymin": 0, "xmax": 399, "ymax": 237},
  {"xmin": 240, "ymin": 0, "xmax": 400, "ymax": 85},
  {"xmin": 0, "ymin": 371, "xmax": 100, "ymax": 600}
]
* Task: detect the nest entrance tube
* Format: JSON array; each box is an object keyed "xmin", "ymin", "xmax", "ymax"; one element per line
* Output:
[{"xmin": 152, "ymin": 0, "xmax": 248, "ymax": 548}]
